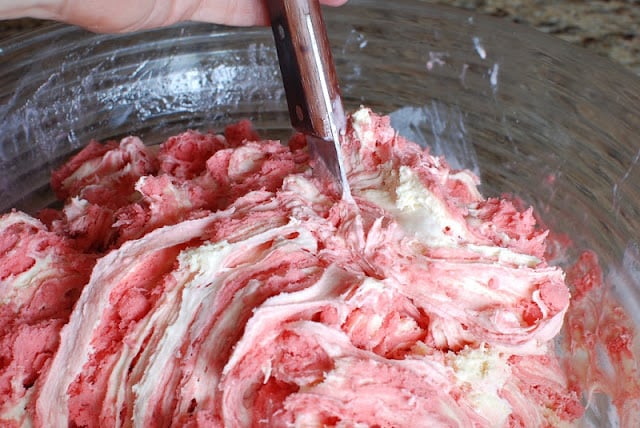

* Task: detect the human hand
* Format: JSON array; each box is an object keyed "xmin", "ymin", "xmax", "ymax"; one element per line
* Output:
[{"xmin": 2, "ymin": 0, "xmax": 347, "ymax": 32}]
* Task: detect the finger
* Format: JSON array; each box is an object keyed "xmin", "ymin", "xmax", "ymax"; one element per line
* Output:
[
  {"xmin": 191, "ymin": 0, "xmax": 270, "ymax": 27},
  {"xmin": 12, "ymin": 0, "xmax": 265, "ymax": 32},
  {"xmin": 23, "ymin": 0, "xmax": 347, "ymax": 32},
  {"xmin": 319, "ymin": 0, "xmax": 348, "ymax": 6},
  {"xmin": 45, "ymin": 0, "xmax": 174, "ymax": 33},
  {"xmin": 191, "ymin": 0, "xmax": 348, "ymax": 27}
]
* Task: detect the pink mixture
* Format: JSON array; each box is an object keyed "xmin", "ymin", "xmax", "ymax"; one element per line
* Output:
[{"xmin": 1, "ymin": 108, "xmax": 638, "ymax": 427}]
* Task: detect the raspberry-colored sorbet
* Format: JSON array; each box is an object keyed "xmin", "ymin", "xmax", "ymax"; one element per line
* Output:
[{"xmin": 1, "ymin": 108, "xmax": 638, "ymax": 427}]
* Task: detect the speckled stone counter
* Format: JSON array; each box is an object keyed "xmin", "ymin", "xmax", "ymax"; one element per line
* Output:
[
  {"xmin": 425, "ymin": 0, "xmax": 640, "ymax": 75},
  {"xmin": 1, "ymin": 1, "xmax": 639, "ymax": 75}
]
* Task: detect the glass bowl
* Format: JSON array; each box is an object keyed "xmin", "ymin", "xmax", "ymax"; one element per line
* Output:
[{"xmin": 1, "ymin": 0, "xmax": 639, "ymax": 425}]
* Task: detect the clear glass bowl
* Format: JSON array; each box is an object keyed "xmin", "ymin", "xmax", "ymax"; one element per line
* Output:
[{"xmin": 1, "ymin": 0, "xmax": 639, "ymax": 425}]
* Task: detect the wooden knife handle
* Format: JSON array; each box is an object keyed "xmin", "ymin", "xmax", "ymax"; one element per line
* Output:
[{"xmin": 266, "ymin": 0, "xmax": 345, "ymax": 140}]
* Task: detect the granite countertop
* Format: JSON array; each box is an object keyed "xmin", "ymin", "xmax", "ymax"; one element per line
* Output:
[
  {"xmin": 1, "ymin": 0, "xmax": 639, "ymax": 75},
  {"xmin": 427, "ymin": 0, "xmax": 640, "ymax": 75}
]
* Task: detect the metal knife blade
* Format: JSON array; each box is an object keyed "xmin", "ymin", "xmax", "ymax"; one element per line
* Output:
[{"xmin": 267, "ymin": 0, "xmax": 351, "ymax": 199}]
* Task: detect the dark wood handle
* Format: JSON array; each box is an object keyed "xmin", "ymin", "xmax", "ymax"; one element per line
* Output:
[{"xmin": 266, "ymin": 0, "xmax": 345, "ymax": 140}]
